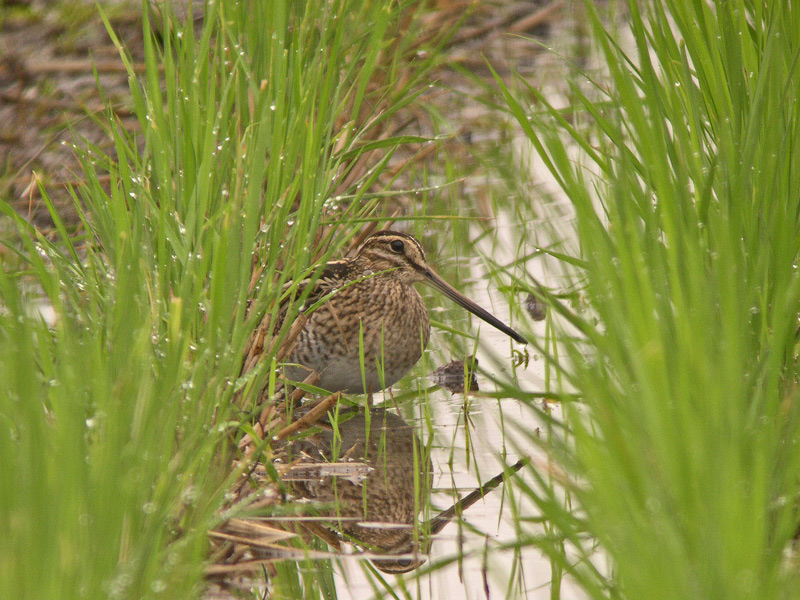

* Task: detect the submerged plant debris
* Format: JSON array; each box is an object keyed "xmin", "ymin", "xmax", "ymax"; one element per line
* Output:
[
  {"xmin": 524, "ymin": 292, "xmax": 548, "ymax": 321},
  {"xmin": 429, "ymin": 355, "xmax": 480, "ymax": 394}
]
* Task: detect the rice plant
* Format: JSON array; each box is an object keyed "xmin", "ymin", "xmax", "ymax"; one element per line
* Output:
[{"xmin": 494, "ymin": 1, "xmax": 800, "ymax": 598}]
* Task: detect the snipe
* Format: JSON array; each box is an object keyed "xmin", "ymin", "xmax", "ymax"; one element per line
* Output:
[{"xmin": 248, "ymin": 230, "xmax": 526, "ymax": 395}]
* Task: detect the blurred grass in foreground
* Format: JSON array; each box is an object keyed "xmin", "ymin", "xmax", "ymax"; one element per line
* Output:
[{"xmin": 495, "ymin": 1, "xmax": 800, "ymax": 598}]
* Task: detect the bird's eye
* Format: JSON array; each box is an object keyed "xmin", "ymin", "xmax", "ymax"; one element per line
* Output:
[{"xmin": 390, "ymin": 240, "xmax": 405, "ymax": 253}]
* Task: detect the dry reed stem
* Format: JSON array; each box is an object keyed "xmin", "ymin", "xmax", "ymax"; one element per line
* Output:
[{"xmin": 273, "ymin": 392, "xmax": 341, "ymax": 441}]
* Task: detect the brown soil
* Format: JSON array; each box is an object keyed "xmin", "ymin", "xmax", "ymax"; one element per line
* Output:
[
  {"xmin": 0, "ymin": 0, "xmax": 153, "ymax": 228},
  {"xmin": 0, "ymin": 0, "xmax": 574, "ymax": 232}
]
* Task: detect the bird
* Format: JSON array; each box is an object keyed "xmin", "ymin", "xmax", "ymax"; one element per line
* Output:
[
  {"xmin": 244, "ymin": 230, "xmax": 527, "ymax": 396},
  {"xmin": 283, "ymin": 408, "xmax": 432, "ymax": 573}
]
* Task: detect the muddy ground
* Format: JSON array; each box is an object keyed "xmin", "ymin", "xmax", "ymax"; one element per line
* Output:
[{"xmin": 0, "ymin": 0, "xmax": 574, "ymax": 232}]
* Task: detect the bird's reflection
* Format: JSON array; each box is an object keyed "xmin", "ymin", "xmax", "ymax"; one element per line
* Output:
[{"xmin": 282, "ymin": 408, "xmax": 432, "ymax": 573}]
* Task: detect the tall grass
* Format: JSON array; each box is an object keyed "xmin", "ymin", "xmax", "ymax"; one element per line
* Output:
[
  {"xmin": 0, "ymin": 2, "xmax": 441, "ymax": 598},
  {"xmin": 496, "ymin": 1, "xmax": 800, "ymax": 598}
]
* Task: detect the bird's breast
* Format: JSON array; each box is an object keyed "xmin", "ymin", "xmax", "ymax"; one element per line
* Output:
[{"xmin": 287, "ymin": 278, "xmax": 431, "ymax": 393}]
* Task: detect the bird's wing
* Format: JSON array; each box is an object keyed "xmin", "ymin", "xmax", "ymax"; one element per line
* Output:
[{"xmin": 240, "ymin": 260, "xmax": 350, "ymax": 377}]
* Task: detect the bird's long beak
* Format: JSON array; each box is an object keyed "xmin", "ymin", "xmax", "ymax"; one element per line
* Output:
[{"xmin": 423, "ymin": 268, "xmax": 527, "ymax": 344}]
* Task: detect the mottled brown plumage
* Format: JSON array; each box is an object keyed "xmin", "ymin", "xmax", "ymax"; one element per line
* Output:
[{"xmin": 245, "ymin": 230, "xmax": 526, "ymax": 396}]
